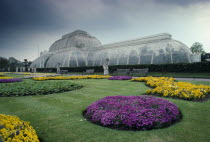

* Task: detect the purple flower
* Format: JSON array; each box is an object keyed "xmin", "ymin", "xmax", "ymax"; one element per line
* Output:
[
  {"xmin": 84, "ymin": 96, "xmax": 181, "ymax": 130},
  {"xmin": 0, "ymin": 78, "xmax": 23, "ymax": 83},
  {"xmin": 108, "ymin": 76, "xmax": 132, "ymax": 80}
]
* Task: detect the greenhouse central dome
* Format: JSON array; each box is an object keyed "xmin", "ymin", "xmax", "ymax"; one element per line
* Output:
[
  {"xmin": 30, "ymin": 30, "xmax": 200, "ymax": 68},
  {"xmin": 49, "ymin": 30, "xmax": 101, "ymax": 52}
]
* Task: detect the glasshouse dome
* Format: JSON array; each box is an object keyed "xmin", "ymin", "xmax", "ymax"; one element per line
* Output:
[{"xmin": 30, "ymin": 30, "xmax": 200, "ymax": 68}]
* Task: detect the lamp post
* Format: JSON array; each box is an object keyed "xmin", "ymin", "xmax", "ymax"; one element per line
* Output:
[{"xmin": 37, "ymin": 45, "xmax": 39, "ymax": 58}]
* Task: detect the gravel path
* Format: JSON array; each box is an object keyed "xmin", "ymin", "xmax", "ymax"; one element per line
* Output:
[{"xmin": 174, "ymin": 78, "xmax": 210, "ymax": 81}]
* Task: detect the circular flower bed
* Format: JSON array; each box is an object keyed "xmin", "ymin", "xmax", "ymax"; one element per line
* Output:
[
  {"xmin": 108, "ymin": 76, "xmax": 132, "ymax": 80},
  {"xmin": 0, "ymin": 78, "xmax": 22, "ymax": 83},
  {"xmin": 83, "ymin": 96, "xmax": 182, "ymax": 131}
]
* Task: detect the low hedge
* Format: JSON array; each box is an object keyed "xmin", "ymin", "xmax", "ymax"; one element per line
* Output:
[
  {"xmin": 0, "ymin": 80, "xmax": 83, "ymax": 97},
  {"xmin": 37, "ymin": 62, "xmax": 210, "ymax": 73}
]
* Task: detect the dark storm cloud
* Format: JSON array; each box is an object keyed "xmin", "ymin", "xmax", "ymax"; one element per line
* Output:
[
  {"xmin": 0, "ymin": 0, "xmax": 61, "ymax": 33},
  {"xmin": 0, "ymin": 0, "xmax": 209, "ymax": 61},
  {"xmin": 0, "ymin": 0, "xmax": 65, "ymax": 55}
]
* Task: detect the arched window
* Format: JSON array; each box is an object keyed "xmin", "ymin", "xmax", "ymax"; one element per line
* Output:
[
  {"xmin": 128, "ymin": 50, "xmax": 139, "ymax": 65},
  {"xmin": 75, "ymin": 51, "xmax": 86, "ymax": 67},
  {"xmin": 69, "ymin": 52, "xmax": 77, "ymax": 67}
]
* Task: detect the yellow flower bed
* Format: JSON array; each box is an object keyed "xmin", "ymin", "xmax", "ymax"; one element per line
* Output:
[
  {"xmin": 132, "ymin": 77, "xmax": 210, "ymax": 100},
  {"xmin": 24, "ymin": 73, "xmax": 56, "ymax": 77},
  {"xmin": 0, "ymin": 114, "xmax": 39, "ymax": 142},
  {"xmin": 33, "ymin": 75, "xmax": 111, "ymax": 81},
  {"xmin": 0, "ymin": 77, "xmax": 14, "ymax": 79}
]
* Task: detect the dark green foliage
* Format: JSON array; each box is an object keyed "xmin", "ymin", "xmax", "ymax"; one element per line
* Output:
[
  {"xmin": 201, "ymin": 53, "xmax": 210, "ymax": 62},
  {"xmin": 0, "ymin": 80, "xmax": 83, "ymax": 97},
  {"xmin": 0, "ymin": 57, "xmax": 23, "ymax": 71},
  {"xmin": 190, "ymin": 42, "xmax": 205, "ymax": 54},
  {"xmin": 0, "ymin": 57, "xmax": 9, "ymax": 68},
  {"xmin": 37, "ymin": 62, "xmax": 210, "ymax": 73}
]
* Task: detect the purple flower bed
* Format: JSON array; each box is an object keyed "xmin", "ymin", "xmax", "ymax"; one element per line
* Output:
[
  {"xmin": 83, "ymin": 96, "xmax": 182, "ymax": 131},
  {"xmin": 108, "ymin": 76, "xmax": 132, "ymax": 80},
  {"xmin": 0, "ymin": 78, "xmax": 23, "ymax": 83}
]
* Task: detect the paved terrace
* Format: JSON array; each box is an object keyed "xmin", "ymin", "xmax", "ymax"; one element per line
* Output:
[{"xmin": 174, "ymin": 78, "xmax": 210, "ymax": 81}]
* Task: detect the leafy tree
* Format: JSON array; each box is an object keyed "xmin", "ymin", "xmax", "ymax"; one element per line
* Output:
[
  {"xmin": 190, "ymin": 42, "xmax": 206, "ymax": 54},
  {"xmin": 0, "ymin": 57, "xmax": 9, "ymax": 68}
]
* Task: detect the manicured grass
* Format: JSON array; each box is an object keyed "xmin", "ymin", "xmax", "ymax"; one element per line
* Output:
[{"xmin": 0, "ymin": 78, "xmax": 210, "ymax": 142}]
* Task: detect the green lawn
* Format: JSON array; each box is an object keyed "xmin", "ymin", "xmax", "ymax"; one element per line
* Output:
[{"xmin": 0, "ymin": 77, "xmax": 210, "ymax": 142}]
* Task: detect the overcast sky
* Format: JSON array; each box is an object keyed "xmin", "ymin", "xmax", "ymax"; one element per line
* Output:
[{"xmin": 0, "ymin": 0, "xmax": 210, "ymax": 62}]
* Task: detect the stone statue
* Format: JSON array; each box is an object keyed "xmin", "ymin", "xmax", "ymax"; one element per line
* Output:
[
  {"xmin": 57, "ymin": 63, "xmax": 61, "ymax": 74},
  {"xmin": 34, "ymin": 65, "xmax": 37, "ymax": 73},
  {"xmin": 8, "ymin": 67, "xmax": 10, "ymax": 72},
  {"xmin": 103, "ymin": 58, "xmax": 109, "ymax": 75},
  {"xmin": 16, "ymin": 67, "xmax": 18, "ymax": 72},
  {"xmin": 28, "ymin": 68, "xmax": 30, "ymax": 72}
]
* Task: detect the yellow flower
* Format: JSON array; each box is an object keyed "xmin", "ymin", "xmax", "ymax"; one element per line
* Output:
[
  {"xmin": 0, "ymin": 77, "xmax": 14, "ymax": 79},
  {"xmin": 0, "ymin": 114, "xmax": 40, "ymax": 142},
  {"xmin": 133, "ymin": 76, "xmax": 210, "ymax": 100},
  {"xmin": 32, "ymin": 75, "xmax": 112, "ymax": 81}
]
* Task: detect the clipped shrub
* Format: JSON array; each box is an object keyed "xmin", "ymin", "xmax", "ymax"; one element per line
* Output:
[
  {"xmin": 83, "ymin": 96, "xmax": 182, "ymax": 131},
  {"xmin": 0, "ymin": 73, "xmax": 5, "ymax": 77},
  {"xmin": 108, "ymin": 76, "xmax": 132, "ymax": 80},
  {"xmin": 0, "ymin": 80, "xmax": 83, "ymax": 97},
  {"xmin": 0, "ymin": 114, "xmax": 39, "ymax": 142}
]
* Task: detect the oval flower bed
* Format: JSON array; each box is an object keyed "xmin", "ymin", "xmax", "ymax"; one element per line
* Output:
[
  {"xmin": 132, "ymin": 77, "xmax": 210, "ymax": 100},
  {"xmin": 0, "ymin": 80, "xmax": 83, "ymax": 97},
  {"xmin": 0, "ymin": 77, "xmax": 13, "ymax": 79},
  {"xmin": 32, "ymin": 75, "xmax": 111, "ymax": 81},
  {"xmin": 0, "ymin": 114, "xmax": 40, "ymax": 142},
  {"xmin": 108, "ymin": 76, "xmax": 132, "ymax": 80},
  {"xmin": 83, "ymin": 96, "xmax": 182, "ymax": 131},
  {"xmin": 0, "ymin": 78, "xmax": 22, "ymax": 83}
]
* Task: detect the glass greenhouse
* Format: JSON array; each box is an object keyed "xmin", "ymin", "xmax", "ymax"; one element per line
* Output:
[{"xmin": 30, "ymin": 30, "xmax": 200, "ymax": 68}]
